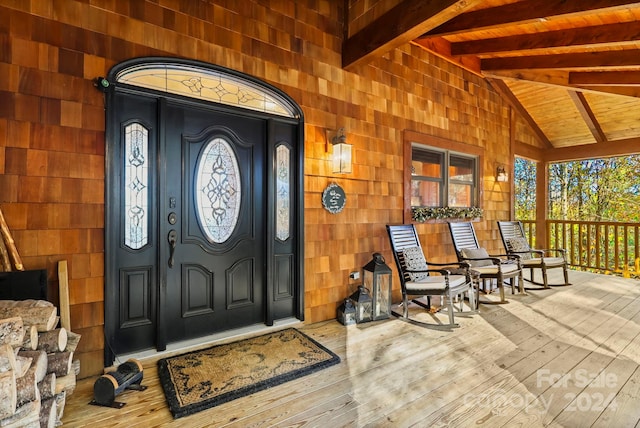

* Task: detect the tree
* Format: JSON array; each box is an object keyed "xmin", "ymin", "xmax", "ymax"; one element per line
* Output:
[
  {"xmin": 514, "ymin": 157, "xmax": 536, "ymax": 220},
  {"xmin": 548, "ymin": 156, "xmax": 640, "ymax": 221},
  {"xmin": 516, "ymin": 155, "xmax": 640, "ymax": 274}
]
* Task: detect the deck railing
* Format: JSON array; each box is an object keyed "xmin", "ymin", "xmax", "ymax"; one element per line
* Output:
[{"xmin": 520, "ymin": 219, "xmax": 640, "ymax": 276}]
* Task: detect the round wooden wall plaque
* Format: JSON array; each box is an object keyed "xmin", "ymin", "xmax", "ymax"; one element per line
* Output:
[{"xmin": 322, "ymin": 183, "xmax": 346, "ymax": 214}]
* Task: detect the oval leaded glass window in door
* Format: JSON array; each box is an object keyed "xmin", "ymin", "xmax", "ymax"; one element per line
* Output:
[{"xmin": 195, "ymin": 137, "xmax": 242, "ymax": 243}]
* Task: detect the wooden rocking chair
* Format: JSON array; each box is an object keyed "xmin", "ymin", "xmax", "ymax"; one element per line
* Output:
[
  {"xmin": 448, "ymin": 222, "xmax": 524, "ymax": 304},
  {"xmin": 497, "ymin": 221, "xmax": 570, "ymax": 288}
]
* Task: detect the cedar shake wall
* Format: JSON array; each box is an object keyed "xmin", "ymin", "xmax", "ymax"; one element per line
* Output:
[{"xmin": 0, "ymin": 0, "xmax": 540, "ymax": 377}]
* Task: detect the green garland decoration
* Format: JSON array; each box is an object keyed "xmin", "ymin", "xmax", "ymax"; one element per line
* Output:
[{"xmin": 412, "ymin": 206, "xmax": 483, "ymax": 222}]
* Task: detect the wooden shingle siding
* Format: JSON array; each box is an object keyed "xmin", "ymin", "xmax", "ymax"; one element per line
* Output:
[{"xmin": 0, "ymin": 0, "xmax": 539, "ymax": 377}]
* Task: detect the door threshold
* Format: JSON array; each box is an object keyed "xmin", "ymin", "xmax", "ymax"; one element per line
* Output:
[{"xmin": 113, "ymin": 318, "xmax": 303, "ymax": 366}]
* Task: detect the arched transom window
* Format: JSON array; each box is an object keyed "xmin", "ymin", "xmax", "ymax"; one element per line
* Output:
[{"xmin": 115, "ymin": 62, "xmax": 298, "ymax": 118}]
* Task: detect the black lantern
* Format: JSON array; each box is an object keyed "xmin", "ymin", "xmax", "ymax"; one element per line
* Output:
[
  {"xmin": 349, "ymin": 285, "xmax": 372, "ymax": 323},
  {"xmin": 362, "ymin": 252, "xmax": 392, "ymax": 321},
  {"xmin": 336, "ymin": 299, "xmax": 356, "ymax": 326}
]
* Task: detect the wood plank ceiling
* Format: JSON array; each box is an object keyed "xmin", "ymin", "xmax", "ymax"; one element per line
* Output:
[{"xmin": 345, "ymin": 0, "xmax": 640, "ymax": 160}]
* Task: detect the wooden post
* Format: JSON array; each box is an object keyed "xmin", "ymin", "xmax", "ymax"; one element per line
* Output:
[
  {"xmin": 535, "ymin": 159, "xmax": 548, "ymax": 248},
  {"xmin": 57, "ymin": 261, "xmax": 71, "ymax": 331},
  {"xmin": 509, "ymin": 107, "xmax": 516, "ymax": 220}
]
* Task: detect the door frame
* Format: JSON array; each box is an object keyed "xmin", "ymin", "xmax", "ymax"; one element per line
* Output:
[{"xmin": 101, "ymin": 58, "xmax": 305, "ymax": 366}]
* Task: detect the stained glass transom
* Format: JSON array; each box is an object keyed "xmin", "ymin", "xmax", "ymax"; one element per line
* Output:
[
  {"xmin": 124, "ymin": 123, "xmax": 149, "ymax": 250},
  {"xmin": 195, "ymin": 138, "xmax": 242, "ymax": 243},
  {"xmin": 276, "ymin": 144, "xmax": 290, "ymax": 241},
  {"xmin": 116, "ymin": 63, "xmax": 297, "ymax": 118}
]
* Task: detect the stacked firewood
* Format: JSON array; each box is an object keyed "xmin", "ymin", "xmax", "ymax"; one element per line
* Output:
[{"xmin": 0, "ymin": 300, "xmax": 81, "ymax": 428}]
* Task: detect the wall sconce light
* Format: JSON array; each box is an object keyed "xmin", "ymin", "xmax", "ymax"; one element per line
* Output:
[
  {"xmin": 496, "ymin": 165, "xmax": 508, "ymax": 182},
  {"xmin": 328, "ymin": 128, "xmax": 352, "ymax": 174}
]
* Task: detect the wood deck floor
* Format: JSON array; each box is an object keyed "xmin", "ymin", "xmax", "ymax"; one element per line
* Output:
[{"xmin": 62, "ymin": 270, "xmax": 640, "ymax": 427}]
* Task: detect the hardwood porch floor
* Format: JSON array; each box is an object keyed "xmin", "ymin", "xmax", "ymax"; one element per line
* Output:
[{"xmin": 63, "ymin": 270, "xmax": 640, "ymax": 427}]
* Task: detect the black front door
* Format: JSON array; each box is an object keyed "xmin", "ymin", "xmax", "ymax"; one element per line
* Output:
[
  {"xmin": 105, "ymin": 87, "xmax": 301, "ymax": 360},
  {"xmin": 161, "ymin": 101, "xmax": 265, "ymax": 343}
]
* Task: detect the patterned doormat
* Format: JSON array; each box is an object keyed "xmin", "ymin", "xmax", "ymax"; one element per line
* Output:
[{"xmin": 157, "ymin": 328, "xmax": 341, "ymax": 418}]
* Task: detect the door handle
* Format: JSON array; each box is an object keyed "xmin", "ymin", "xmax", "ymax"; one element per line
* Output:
[{"xmin": 168, "ymin": 230, "xmax": 177, "ymax": 268}]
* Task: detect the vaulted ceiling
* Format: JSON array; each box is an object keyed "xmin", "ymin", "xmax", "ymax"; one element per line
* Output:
[{"xmin": 344, "ymin": 0, "xmax": 640, "ymax": 161}]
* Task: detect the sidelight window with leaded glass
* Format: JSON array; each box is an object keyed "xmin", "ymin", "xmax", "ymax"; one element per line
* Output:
[
  {"xmin": 276, "ymin": 144, "xmax": 291, "ymax": 241},
  {"xmin": 124, "ymin": 122, "xmax": 149, "ymax": 250}
]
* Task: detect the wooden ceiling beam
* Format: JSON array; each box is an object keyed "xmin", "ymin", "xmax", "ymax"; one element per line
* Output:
[
  {"xmin": 342, "ymin": 0, "xmax": 480, "ymax": 70},
  {"xmin": 515, "ymin": 142, "xmax": 545, "ymax": 162},
  {"xmin": 424, "ymin": 0, "xmax": 640, "ymax": 36},
  {"xmin": 573, "ymin": 86, "xmax": 640, "ymax": 97},
  {"xmin": 569, "ymin": 71, "xmax": 640, "ymax": 86},
  {"xmin": 410, "ymin": 2, "xmax": 640, "ymax": 151},
  {"xmin": 449, "ymin": 21, "xmax": 640, "ymax": 56},
  {"xmin": 485, "ymin": 70, "xmax": 640, "ymax": 98},
  {"xmin": 484, "ymin": 70, "xmax": 571, "ymax": 87},
  {"xmin": 568, "ymin": 91, "xmax": 607, "ymax": 143},
  {"xmin": 543, "ymin": 136, "xmax": 640, "ymax": 162},
  {"xmin": 482, "ymin": 49, "xmax": 640, "ymax": 70},
  {"xmin": 488, "ymin": 78, "xmax": 553, "ymax": 149},
  {"xmin": 411, "ymin": 37, "xmax": 482, "ymax": 75}
]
